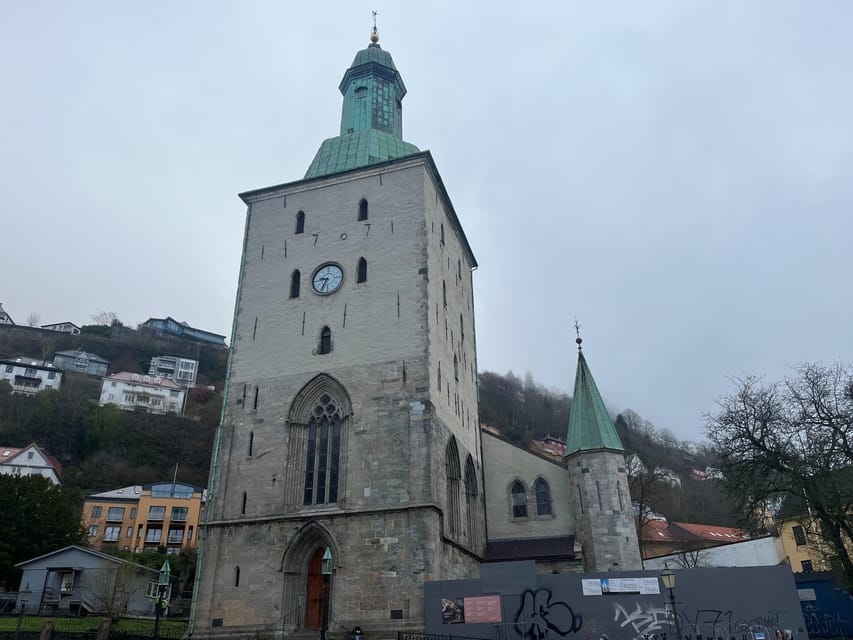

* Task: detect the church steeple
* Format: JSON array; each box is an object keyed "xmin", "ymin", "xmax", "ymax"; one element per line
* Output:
[
  {"xmin": 565, "ymin": 344, "xmax": 624, "ymax": 456},
  {"xmin": 305, "ymin": 29, "xmax": 420, "ymax": 179}
]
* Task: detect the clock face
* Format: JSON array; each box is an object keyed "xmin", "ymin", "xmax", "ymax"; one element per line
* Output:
[{"xmin": 312, "ymin": 263, "xmax": 344, "ymax": 294}]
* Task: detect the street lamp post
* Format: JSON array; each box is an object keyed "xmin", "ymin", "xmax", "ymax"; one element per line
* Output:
[
  {"xmin": 660, "ymin": 570, "xmax": 683, "ymax": 640},
  {"xmin": 321, "ymin": 548, "xmax": 333, "ymax": 640},
  {"xmin": 153, "ymin": 560, "xmax": 171, "ymax": 640},
  {"xmin": 15, "ymin": 585, "xmax": 31, "ymax": 640}
]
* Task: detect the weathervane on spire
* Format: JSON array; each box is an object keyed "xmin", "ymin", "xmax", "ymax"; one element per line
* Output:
[
  {"xmin": 574, "ymin": 318, "xmax": 583, "ymax": 351},
  {"xmin": 370, "ymin": 10, "xmax": 379, "ymax": 43}
]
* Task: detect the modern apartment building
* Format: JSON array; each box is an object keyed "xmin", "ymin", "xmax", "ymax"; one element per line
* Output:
[
  {"xmin": 82, "ymin": 482, "xmax": 206, "ymax": 554},
  {"xmin": 148, "ymin": 355, "xmax": 198, "ymax": 388}
]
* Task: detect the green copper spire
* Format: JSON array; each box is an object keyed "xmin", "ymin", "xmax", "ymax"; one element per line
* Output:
[
  {"xmin": 305, "ymin": 31, "xmax": 419, "ymax": 179},
  {"xmin": 565, "ymin": 337, "xmax": 625, "ymax": 456}
]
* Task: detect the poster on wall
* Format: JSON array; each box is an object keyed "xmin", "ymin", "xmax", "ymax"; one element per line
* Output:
[
  {"xmin": 582, "ymin": 577, "xmax": 661, "ymax": 596},
  {"xmin": 441, "ymin": 598, "xmax": 465, "ymax": 624},
  {"xmin": 463, "ymin": 595, "xmax": 503, "ymax": 623}
]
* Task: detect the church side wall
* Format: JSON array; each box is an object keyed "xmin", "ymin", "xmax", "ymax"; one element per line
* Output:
[{"xmin": 481, "ymin": 432, "xmax": 574, "ymax": 540}]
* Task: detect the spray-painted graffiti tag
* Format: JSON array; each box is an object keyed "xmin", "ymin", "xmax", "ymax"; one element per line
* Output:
[
  {"xmin": 515, "ymin": 589, "xmax": 583, "ymax": 640},
  {"xmin": 613, "ymin": 602, "xmax": 671, "ymax": 640}
]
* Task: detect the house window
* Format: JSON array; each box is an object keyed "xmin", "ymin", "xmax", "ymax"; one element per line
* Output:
[
  {"xmin": 167, "ymin": 528, "xmax": 184, "ymax": 544},
  {"xmin": 145, "ymin": 528, "xmax": 162, "ymax": 543},
  {"xmin": 445, "ymin": 438, "xmax": 461, "ymax": 536},
  {"xmin": 303, "ymin": 392, "xmax": 343, "ymax": 505},
  {"xmin": 358, "ymin": 199, "xmax": 368, "ymax": 221},
  {"xmin": 290, "ymin": 270, "xmax": 301, "ymax": 298},
  {"xmin": 47, "ymin": 371, "xmax": 56, "ymax": 380},
  {"xmin": 91, "ymin": 506, "xmax": 103, "ymax": 518},
  {"xmin": 318, "ymin": 327, "xmax": 332, "ymax": 355},
  {"xmin": 357, "ymin": 257, "xmax": 367, "ymax": 283},
  {"xmin": 511, "ymin": 481, "xmax": 527, "ymax": 518},
  {"xmin": 801, "ymin": 560, "xmax": 813, "ymax": 572},
  {"xmin": 295, "ymin": 211, "xmax": 305, "ymax": 234},
  {"xmin": 171, "ymin": 507, "xmax": 188, "ymax": 522},
  {"xmin": 148, "ymin": 506, "xmax": 166, "ymax": 521},
  {"xmin": 60, "ymin": 573, "xmax": 75, "ymax": 594},
  {"xmin": 188, "ymin": 526, "xmax": 194, "ymax": 541},
  {"xmin": 24, "ymin": 368, "xmax": 37, "ymax": 377},
  {"xmin": 793, "ymin": 525, "xmax": 807, "ymax": 546},
  {"xmin": 4, "ymin": 365, "xmax": 11, "ymax": 373},
  {"xmin": 27, "ymin": 451, "xmax": 34, "ymax": 459},
  {"xmin": 126, "ymin": 527, "xmax": 133, "ymax": 538},
  {"xmin": 534, "ymin": 478, "xmax": 552, "ymax": 516},
  {"xmin": 130, "ymin": 508, "xmax": 137, "ymax": 519},
  {"xmin": 107, "ymin": 507, "xmax": 125, "ymax": 522},
  {"xmin": 88, "ymin": 525, "xmax": 99, "ymax": 537},
  {"xmin": 103, "ymin": 526, "xmax": 121, "ymax": 542}
]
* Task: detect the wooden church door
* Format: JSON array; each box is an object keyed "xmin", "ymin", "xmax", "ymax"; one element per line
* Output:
[{"xmin": 305, "ymin": 547, "xmax": 324, "ymax": 628}]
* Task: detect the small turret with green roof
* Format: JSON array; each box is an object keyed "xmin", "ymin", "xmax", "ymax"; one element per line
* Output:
[
  {"xmin": 565, "ymin": 340, "xmax": 625, "ymax": 456},
  {"xmin": 305, "ymin": 26, "xmax": 420, "ymax": 179}
]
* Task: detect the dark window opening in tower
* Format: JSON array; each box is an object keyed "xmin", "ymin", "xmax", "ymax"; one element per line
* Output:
[
  {"xmin": 511, "ymin": 481, "xmax": 527, "ymax": 518},
  {"xmin": 303, "ymin": 394, "xmax": 342, "ymax": 506},
  {"xmin": 358, "ymin": 199, "xmax": 368, "ymax": 221},
  {"xmin": 234, "ymin": 566, "xmax": 240, "ymax": 587},
  {"xmin": 357, "ymin": 257, "xmax": 367, "ymax": 283},
  {"xmin": 454, "ymin": 355, "xmax": 458, "ymax": 381},
  {"xmin": 460, "ymin": 314, "xmax": 464, "ymax": 341},
  {"xmin": 318, "ymin": 326, "xmax": 332, "ymax": 354},
  {"xmin": 290, "ymin": 270, "xmax": 301, "ymax": 299},
  {"xmin": 248, "ymin": 431, "xmax": 254, "ymax": 457},
  {"xmin": 596, "ymin": 480, "xmax": 604, "ymax": 511},
  {"xmin": 446, "ymin": 438, "xmax": 461, "ymax": 536},
  {"xmin": 616, "ymin": 480, "xmax": 624, "ymax": 512},
  {"xmin": 442, "ymin": 281, "xmax": 447, "ymax": 307},
  {"xmin": 241, "ymin": 492, "xmax": 247, "ymax": 515},
  {"xmin": 440, "ymin": 223, "xmax": 445, "ymax": 246},
  {"xmin": 457, "ymin": 258, "xmax": 462, "ymax": 280},
  {"xmin": 577, "ymin": 485, "xmax": 584, "ymax": 514},
  {"xmin": 535, "ymin": 478, "xmax": 552, "ymax": 516},
  {"xmin": 295, "ymin": 211, "xmax": 305, "ymax": 234}
]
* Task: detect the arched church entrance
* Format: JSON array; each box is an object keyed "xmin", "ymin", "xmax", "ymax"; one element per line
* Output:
[{"xmin": 305, "ymin": 547, "xmax": 325, "ymax": 628}]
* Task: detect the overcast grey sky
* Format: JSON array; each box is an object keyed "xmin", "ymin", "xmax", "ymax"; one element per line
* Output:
[{"xmin": 2, "ymin": 2, "xmax": 851, "ymax": 441}]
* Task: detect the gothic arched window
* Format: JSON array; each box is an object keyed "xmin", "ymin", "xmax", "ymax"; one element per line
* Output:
[
  {"xmin": 295, "ymin": 211, "xmax": 305, "ymax": 234},
  {"xmin": 303, "ymin": 393, "xmax": 343, "ymax": 505},
  {"xmin": 318, "ymin": 326, "xmax": 332, "ymax": 354},
  {"xmin": 287, "ymin": 375, "xmax": 352, "ymax": 511},
  {"xmin": 358, "ymin": 199, "xmax": 368, "ymax": 221},
  {"xmin": 534, "ymin": 478, "xmax": 552, "ymax": 516},
  {"xmin": 464, "ymin": 455, "xmax": 478, "ymax": 547},
  {"xmin": 357, "ymin": 257, "xmax": 367, "ymax": 283},
  {"xmin": 511, "ymin": 480, "xmax": 527, "ymax": 518},
  {"xmin": 446, "ymin": 438, "xmax": 461, "ymax": 536},
  {"xmin": 290, "ymin": 270, "xmax": 301, "ymax": 299}
]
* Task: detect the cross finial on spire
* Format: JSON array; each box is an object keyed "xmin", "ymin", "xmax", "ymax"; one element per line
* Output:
[
  {"xmin": 370, "ymin": 10, "xmax": 379, "ymax": 43},
  {"xmin": 574, "ymin": 318, "xmax": 583, "ymax": 351}
]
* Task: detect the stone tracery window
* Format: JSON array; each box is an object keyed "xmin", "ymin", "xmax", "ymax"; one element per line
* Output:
[
  {"xmin": 534, "ymin": 478, "xmax": 551, "ymax": 516},
  {"xmin": 446, "ymin": 438, "xmax": 461, "ymax": 536},
  {"xmin": 511, "ymin": 480, "xmax": 527, "ymax": 518},
  {"xmin": 303, "ymin": 393, "xmax": 343, "ymax": 506}
]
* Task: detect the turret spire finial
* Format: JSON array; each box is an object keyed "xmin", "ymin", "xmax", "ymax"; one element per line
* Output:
[
  {"xmin": 370, "ymin": 10, "xmax": 379, "ymax": 43},
  {"xmin": 574, "ymin": 318, "xmax": 583, "ymax": 351}
]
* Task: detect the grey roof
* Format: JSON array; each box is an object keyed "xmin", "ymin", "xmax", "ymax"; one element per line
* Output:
[
  {"xmin": 483, "ymin": 535, "xmax": 576, "ymax": 562},
  {"xmin": 54, "ymin": 349, "xmax": 109, "ymax": 364},
  {"xmin": 88, "ymin": 485, "xmax": 143, "ymax": 500},
  {"xmin": 0, "ymin": 356, "xmax": 62, "ymax": 371}
]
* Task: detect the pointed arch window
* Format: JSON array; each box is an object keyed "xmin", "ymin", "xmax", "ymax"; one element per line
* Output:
[
  {"xmin": 358, "ymin": 199, "xmax": 368, "ymax": 221},
  {"xmin": 534, "ymin": 478, "xmax": 552, "ymax": 516},
  {"xmin": 290, "ymin": 270, "xmax": 301, "ymax": 299},
  {"xmin": 357, "ymin": 257, "xmax": 367, "ymax": 283},
  {"xmin": 318, "ymin": 326, "xmax": 332, "ymax": 355},
  {"xmin": 446, "ymin": 438, "xmax": 461, "ymax": 536},
  {"xmin": 464, "ymin": 456, "xmax": 478, "ymax": 548},
  {"xmin": 303, "ymin": 393, "xmax": 343, "ymax": 505},
  {"xmin": 295, "ymin": 211, "xmax": 305, "ymax": 234},
  {"xmin": 511, "ymin": 480, "xmax": 527, "ymax": 518}
]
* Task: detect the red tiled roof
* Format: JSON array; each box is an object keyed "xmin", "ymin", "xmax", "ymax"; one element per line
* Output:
[
  {"xmin": 0, "ymin": 443, "xmax": 63, "ymax": 478},
  {"xmin": 674, "ymin": 521, "xmax": 749, "ymax": 542},
  {"xmin": 640, "ymin": 519, "xmax": 749, "ymax": 543}
]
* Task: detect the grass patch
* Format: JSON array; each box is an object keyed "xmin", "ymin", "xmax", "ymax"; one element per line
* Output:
[{"xmin": 0, "ymin": 616, "xmax": 187, "ymax": 637}]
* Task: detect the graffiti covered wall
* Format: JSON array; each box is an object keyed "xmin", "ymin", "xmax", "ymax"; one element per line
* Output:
[{"xmin": 424, "ymin": 565, "xmax": 807, "ymax": 640}]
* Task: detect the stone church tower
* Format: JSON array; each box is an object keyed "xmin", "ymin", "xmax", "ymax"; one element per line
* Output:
[
  {"xmin": 191, "ymin": 33, "xmax": 485, "ymax": 639},
  {"xmin": 565, "ymin": 337, "xmax": 642, "ymax": 571}
]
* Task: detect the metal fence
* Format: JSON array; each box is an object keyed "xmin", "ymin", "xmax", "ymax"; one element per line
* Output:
[
  {"xmin": 397, "ymin": 632, "xmax": 491, "ymax": 640},
  {"xmin": 0, "ymin": 614, "xmax": 186, "ymax": 640}
]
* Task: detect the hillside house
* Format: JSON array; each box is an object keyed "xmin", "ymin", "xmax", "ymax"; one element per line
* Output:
[
  {"xmin": 40, "ymin": 322, "xmax": 82, "ymax": 335},
  {"xmin": 141, "ymin": 316, "xmax": 226, "ymax": 346},
  {"xmin": 0, "ymin": 356, "xmax": 63, "ymax": 394},
  {"xmin": 148, "ymin": 354, "xmax": 198, "ymax": 388},
  {"xmin": 0, "ymin": 443, "xmax": 62, "ymax": 484},
  {"xmin": 53, "ymin": 349, "xmax": 110, "ymax": 377},
  {"xmin": 0, "ymin": 303, "xmax": 13, "ymax": 325},
  {"xmin": 99, "ymin": 372, "xmax": 185, "ymax": 415}
]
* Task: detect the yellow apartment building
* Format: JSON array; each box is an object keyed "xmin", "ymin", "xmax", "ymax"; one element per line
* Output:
[{"xmin": 82, "ymin": 482, "xmax": 206, "ymax": 554}]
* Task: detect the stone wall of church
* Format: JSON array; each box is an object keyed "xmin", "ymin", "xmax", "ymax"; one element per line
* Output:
[
  {"xmin": 481, "ymin": 431, "xmax": 575, "ymax": 540},
  {"xmin": 566, "ymin": 450, "xmax": 642, "ymax": 571}
]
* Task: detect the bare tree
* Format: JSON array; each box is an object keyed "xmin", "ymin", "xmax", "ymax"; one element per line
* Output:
[
  {"xmin": 83, "ymin": 563, "xmax": 148, "ymax": 621},
  {"xmin": 91, "ymin": 310, "xmax": 120, "ymax": 326},
  {"xmin": 707, "ymin": 362, "xmax": 853, "ymax": 591},
  {"xmin": 26, "ymin": 313, "xmax": 40, "ymax": 327},
  {"xmin": 670, "ymin": 548, "xmax": 707, "ymax": 569}
]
